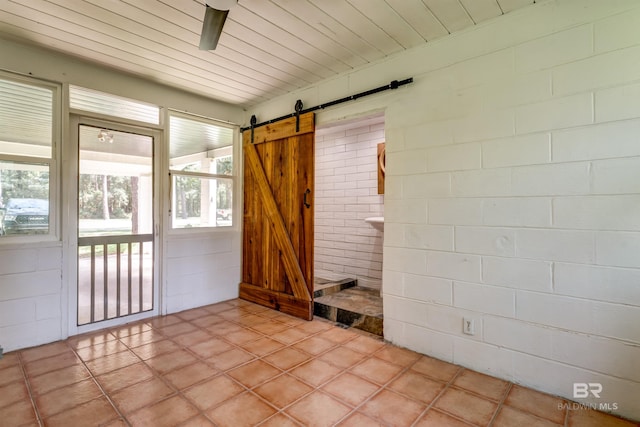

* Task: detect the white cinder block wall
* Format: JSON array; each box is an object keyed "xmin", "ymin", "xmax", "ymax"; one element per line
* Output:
[
  {"xmin": 0, "ymin": 245, "xmax": 63, "ymax": 351},
  {"xmin": 315, "ymin": 116, "xmax": 384, "ymax": 289},
  {"xmin": 248, "ymin": 0, "xmax": 640, "ymax": 420}
]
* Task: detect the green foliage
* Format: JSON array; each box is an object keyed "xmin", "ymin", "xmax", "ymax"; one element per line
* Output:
[
  {"xmin": 0, "ymin": 169, "xmax": 49, "ymax": 206},
  {"xmin": 78, "ymin": 174, "xmax": 132, "ymax": 219}
]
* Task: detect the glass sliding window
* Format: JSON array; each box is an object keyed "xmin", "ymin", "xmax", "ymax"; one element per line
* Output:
[
  {"xmin": 0, "ymin": 74, "xmax": 57, "ymax": 238},
  {"xmin": 169, "ymin": 113, "xmax": 235, "ymax": 229}
]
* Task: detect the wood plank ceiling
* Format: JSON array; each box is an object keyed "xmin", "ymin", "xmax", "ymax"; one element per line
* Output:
[{"xmin": 0, "ymin": 0, "xmax": 535, "ymax": 108}]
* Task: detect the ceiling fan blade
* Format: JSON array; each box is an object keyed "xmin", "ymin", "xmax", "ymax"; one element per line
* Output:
[{"xmin": 199, "ymin": 5, "xmax": 229, "ymax": 50}]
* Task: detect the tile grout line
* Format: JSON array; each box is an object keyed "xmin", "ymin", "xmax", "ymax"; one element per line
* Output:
[
  {"xmin": 409, "ymin": 365, "xmax": 467, "ymax": 427},
  {"xmin": 486, "ymin": 382, "xmax": 513, "ymax": 427},
  {"xmin": 66, "ymin": 340, "xmax": 133, "ymax": 426},
  {"xmin": 18, "ymin": 352, "xmax": 44, "ymax": 427}
]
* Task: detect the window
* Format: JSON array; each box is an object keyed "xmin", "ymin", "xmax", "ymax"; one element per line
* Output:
[
  {"xmin": 0, "ymin": 74, "xmax": 58, "ymax": 239},
  {"xmin": 169, "ymin": 113, "xmax": 235, "ymax": 229}
]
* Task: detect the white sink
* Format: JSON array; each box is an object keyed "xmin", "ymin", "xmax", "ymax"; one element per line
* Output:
[{"xmin": 364, "ymin": 216, "xmax": 384, "ymax": 231}]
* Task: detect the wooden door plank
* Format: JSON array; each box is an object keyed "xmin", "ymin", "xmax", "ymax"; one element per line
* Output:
[
  {"xmin": 239, "ymin": 282, "xmax": 312, "ymax": 320},
  {"xmin": 244, "ymin": 142, "xmax": 312, "ymax": 303},
  {"xmin": 243, "ymin": 112, "xmax": 314, "ymax": 145}
]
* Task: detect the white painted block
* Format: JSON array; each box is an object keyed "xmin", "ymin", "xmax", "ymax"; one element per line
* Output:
[
  {"xmin": 512, "ymin": 162, "xmax": 590, "ymax": 196},
  {"xmin": 427, "ymin": 142, "xmax": 481, "ymax": 173},
  {"xmin": 36, "ymin": 295, "xmax": 60, "ymax": 320},
  {"xmin": 516, "ymin": 228, "xmax": 595, "ymax": 263},
  {"xmin": 482, "ymin": 133, "xmax": 551, "ymax": 168},
  {"xmin": 596, "ymin": 231, "xmax": 640, "ymax": 268},
  {"xmin": 36, "ymin": 246, "xmax": 62, "ymax": 271},
  {"xmin": 426, "ymin": 251, "xmax": 482, "ymax": 282},
  {"xmin": 403, "ymin": 173, "xmax": 451, "ymax": 198},
  {"xmin": 455, "ymin": 226, "xmax": 516, "ymax": 257},
  {"xmin": 551, "ymin": 331, "xmax": 640, "ymax": 382},
  {"xmin": 453, "ymin": 110, "xmax": 515, "ymax": 144},
  {"xmin": 384, "ymin": 199, "xmax": 427, "ymax": 224},
  {"xmin": 404, "ymin": 120, "xmax": 454, "ymax": 150},
  {"xmin": 36, "ymin": 318, "xmax": 62, "ymax": 347},
  {"xmin": 553, "ymin": 196, "xmax": 640, "ymax": 231},
  {"xmin": 552, "ymin": 119, "xmax": 640, "ymax": 162},
  {"xmin": 484, "ymin": 316, "xmax": 553, "ymax": 358},
  {"xmin": 553, "ymin": 45, "xmax": 640, "ymax": 96},
  {"xmin": 595, "ymin": 7, "xmax": 640, "ymax": 52},
  {"xmin": 453, "ymin": 337, "xmax": 514, "ymax": 381},
  {"xmin": 0, "ymin": 299, "xmax": 35, "ymax": 327},
  {"xmin": 515, "ymin": 93, "xmax": 593, "ymax": 134},
  {"xmin": 593, "ymin": 302, "xmax": 640, "ymax": 344},
  {"xmin": 453, "ymin": 281, "xmax": 515, "ymax": 317},
  {"xmin": 482, "ymin": 197, "xmax": 552, "ymax": 228},
  {"xmin": 404, "ymin": 273, "xmax": 453, "ymax": 305},
  {"xmin": 405, "ymin": 224, "xmax": 454, "ymax": 251},
  {"xmin": 383, "ymin": 295, "xmax": 426, "ymax": 327},
  {"xmin": 382, "ymin": 269, "xmax": 404, "ymax": 297},
  {"xmin": 384, "ymin": 247, "xmax": 427, "ymax": 275},
  {"xmin": 387, "ymin": 149, "xmax": 428, "ymax": 175},
  {"xmin": 381, "ymin": 223, "xmax": 403, "ymax": 248},
  {"xmin": 554, "ymin": 262, "xmax": 640, "ymax": 306},
  {"xmin": 485, "ymin": 70, "xmax": 552, "ymax": 110},
  {"xmin": 383, "ymin": 317, "xmax": 405, "ymax": 347},
  {"xmin": 596, "ymin": 81, "xmax": 640, "ymax": 123},
  {"xmin": 424, "ymin": 303, "xmax": 483, "ymax": 341},
  {"xmin": 515, "ymin": 24, "xmax": 593, "ymax": 73},
  {"xmin": 0, "ymin": 271, "xmax": 62, "ymax": 300},
  {"xmin": 429, "ymin": 198, "xmax": 483, "ymax": 225},
  {"xmin": 1, "ymin": 323, "xmax": 30, "ymax": 352},
  {"xmin": 482, "ymin": 256, "xmax": 552, "ymax": 292},
  {"xmin": 591, "ymin": 157, "xmax": 640, "ymax": 194},
  {"xmin": 404, "ymin": 323, "xmax": 454, "ymax": 362},
  {"xmin": 450, "ymin": 48, "xmax": 515, "ymax": 89},
  {"xmin": 0, "ymin": 249, "xmax": 37, "ymax": 275},
  {"xmin": 451, "ymin": 168, "xmax": 511, "ymax": 197},
  {"xmin": 516, "ymin": 290, "xmax": 592, "ymax": 333}
]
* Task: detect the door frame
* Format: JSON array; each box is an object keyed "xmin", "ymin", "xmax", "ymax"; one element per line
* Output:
[{"xmin": 65, "ymin": 114, "xmax": 164, "ymax": 336}]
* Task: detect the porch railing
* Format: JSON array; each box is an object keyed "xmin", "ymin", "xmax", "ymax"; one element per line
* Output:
[{"xmin": 78, "ymin": 234, "xmax": 153, "ymax": 325}]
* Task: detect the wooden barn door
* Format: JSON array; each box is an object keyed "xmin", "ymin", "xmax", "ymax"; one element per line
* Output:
[{"xmin": 240, "ymin": 112, "xmax": 315, "ymax": 320}]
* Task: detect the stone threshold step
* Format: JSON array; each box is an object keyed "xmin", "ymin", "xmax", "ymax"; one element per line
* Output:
[{"xmin": 314, "ymin": 286, "xmax": 383, "ymax": 337}]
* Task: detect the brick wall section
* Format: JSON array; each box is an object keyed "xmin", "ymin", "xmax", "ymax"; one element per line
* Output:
[{"xmin": 314, "ymin": 116, "xmax": 384, "ymax": 289}]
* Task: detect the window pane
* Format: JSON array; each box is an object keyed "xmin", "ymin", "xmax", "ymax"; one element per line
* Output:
[
  {"xmin": 172, "ymin": 175, "xmax": 232, "ymax": 228},
  {"xmin": 169, "ymin": 115, "xmax": 233, "ymax": 172},
  {"xmin": 79, "ymin": 125, "xmax": 153, "ymax": 237},
  {"xmin": 70, "ymin": 85, "xmax": 159, "ymax": 125},
  {"xmin": 0, "ymin": 160, "xmax": 50, "ymax": 236},
  {"xmin": 0, "ymin": 78, "xmax": 53, "ymax": 158}
]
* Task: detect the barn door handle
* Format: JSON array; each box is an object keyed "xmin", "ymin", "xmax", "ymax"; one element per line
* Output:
[{"xmin": 303, "ymin": 188, "xmax": 311, "ymax": 208}]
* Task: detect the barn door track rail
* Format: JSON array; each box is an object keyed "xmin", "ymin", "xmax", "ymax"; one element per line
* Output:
[{"xmin": 241, "ymin": 77, "xmax": 414, "ymax": 136}]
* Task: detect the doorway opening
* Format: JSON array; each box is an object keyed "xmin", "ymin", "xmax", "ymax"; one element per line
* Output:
[
  {"xmin": 313, "ymin": 113, "xmax": 385, "ymax": 336},
  {"xmin": 74, "ymin": 120, "xmax": 160, "ymax": 328}
]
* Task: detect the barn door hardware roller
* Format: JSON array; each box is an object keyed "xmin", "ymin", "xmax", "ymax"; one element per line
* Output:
[{"xmin": 241, "ymin": 77, "xmax": 413, "ymax": 132}]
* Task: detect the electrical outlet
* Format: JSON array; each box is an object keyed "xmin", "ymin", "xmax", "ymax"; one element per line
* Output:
[{"xmin": 463, "ymin": 317, "xmax": 475, "ymax": 335}]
